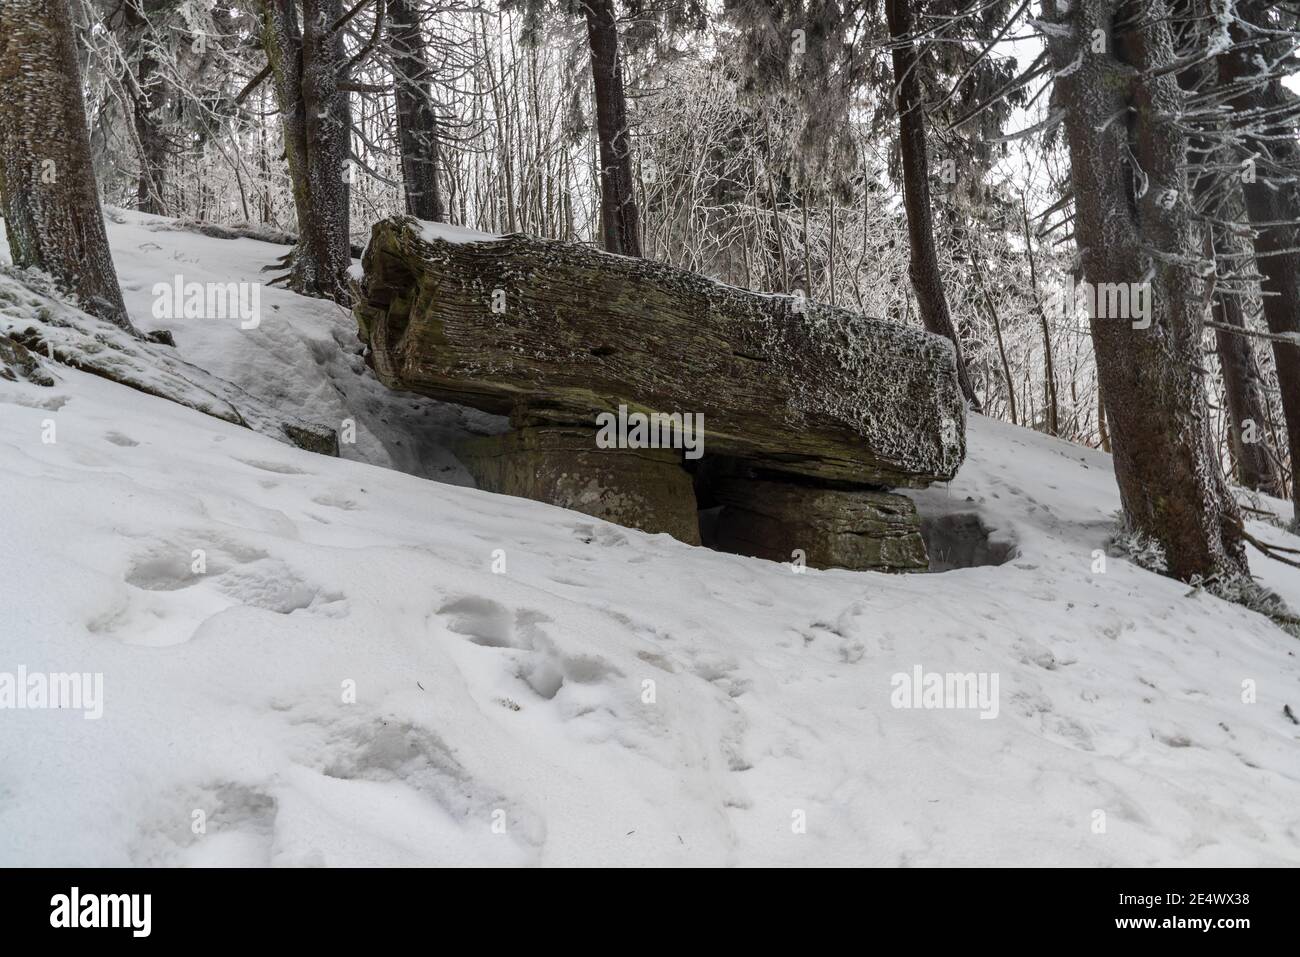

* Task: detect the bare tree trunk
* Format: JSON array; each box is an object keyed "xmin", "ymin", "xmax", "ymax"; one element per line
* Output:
[
  {"xmin": 1167, "ymin": 0, "xmax": 1285, "ymax": 498},
  {"xmin": 583, "ymin": 0, "xmax": 641, "ymax": 257},
  {"xmin": 1218, "ymin": 1, "xmax": 1300, "ymax": 518},
  {"xmin": 1042, "ymin": 0, "xmax": 1247, "ymax": 581},
  {"xmin": 123, "ymin": 1, "xmax": 168, "ymax": 216},
  {"xmin": 764, "ymin": 166, "xmax": 789, "ymax": 292},
  {"xmin": 260, "ymin": 0, "xmax": 352, "ymax": 301},
  {"xmin": 1022, "ymin": 204, "xmax": 1058, "ymax": 434},
  {"xmin": 0, "ymin": 0, "xmax": 133, "ymax": 331},
  {"xmin": 970, "ymin": 244, "xmax": 1017, "ymax": 425},
  {"xmin": 258, "ymin": 83, "xmax": 272, "ymax": 223},
  {"xmin": 827, "ymin": 191, "xmax": 836, "ymax": 305},
  {"xmin": 1213, "ymin": 279, "xmax": 1285, "ymax": 496},
  {"xmin": 1205, "ymin": 204, "xmax": 1286, "ymax": 496},
  {"xmin": 389, "ymin": 0, "xmax": 444, "ymax": 222},
  {"xmin": 884, "ymin": 0, "xmax": 977, "ymax": 407}
]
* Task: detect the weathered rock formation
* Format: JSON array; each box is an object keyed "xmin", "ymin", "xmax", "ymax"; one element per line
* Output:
[
  {"xmin": 710, "ymin": 476, "xmax": 929, "ymax": 572},
  {"xmin": 353, "ymin": 217, "xmax": 967, "ymax": 570},
  {"xmin": 457, "ymin": 426, "xmax": 701, "ymax": 545},
  {"xmin": 0, "ymin": 333, "xmax": 55, "ymax": 386}
]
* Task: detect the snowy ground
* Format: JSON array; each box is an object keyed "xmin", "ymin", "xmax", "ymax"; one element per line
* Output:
[{"xmin": 1, "ymin": 212, "xmax": 1298, "ymax": 866}]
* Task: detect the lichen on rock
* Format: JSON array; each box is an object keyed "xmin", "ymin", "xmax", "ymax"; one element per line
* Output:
[{"xmin": 353, "ymin": 216, "xmax": 966, "ymax": 488}]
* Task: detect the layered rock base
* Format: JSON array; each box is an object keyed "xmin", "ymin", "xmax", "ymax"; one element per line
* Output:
[
  {"xmin": 457, "ymin": 427, "xmax": 701, "ymax": 545},
  {"xmin": 709, "ymin": 478, "xmax": 927, "ymax": 572}
]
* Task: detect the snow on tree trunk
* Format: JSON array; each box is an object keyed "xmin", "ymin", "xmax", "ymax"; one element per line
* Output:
[
  {"xmin": 0, "ymin": 0, "xmax": 134, "ymax": 331},
  {"xmin": 353, "ymin": 217, "xmax": 966, "ymax": 488},
  {"xmin": 1211, "ymin": 225, "xmax": 1285, "ymax": 498},
  {"xmin": 582, "ymin": 0, "xmax": 641, "ymax": 258},
  {"xmin": 1042, "ymin": 0, "xmax": 1248, "ymax": 581},
  {"xmin": 1170, "ymin": 0, "xmax": 1285, "ymax": 500},
  {"xmin": 389, "ymin": 0, "xmax": 445, "ymax": 223},
  {"xmin": 1218, "ymin": 2, "xmax": 1300, "ymax": 519},
  {"xmin": 259, "ymin": 0, "xmax": 352, "ymax": 302}
]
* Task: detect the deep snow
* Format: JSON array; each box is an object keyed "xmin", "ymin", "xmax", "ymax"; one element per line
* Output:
[{"xmin": 0, "ymin": 211, "xmax": 1298, "ymax": 866}]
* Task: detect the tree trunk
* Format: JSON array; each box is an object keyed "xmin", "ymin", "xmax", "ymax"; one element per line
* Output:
[
  {"xmin": 582, "ymin": 0, "xmax": 641, "ymax": 257},
  {"xmin": 1042, "ymin": 0, "xmax": 1247, "ymax": 581},
  {"xmin": 260, "ymin": 0, "xmax": 352, "ymax": 302},
  {"xmin": 0, "ymin": 0, "xmax": 133, "ymax": 331},
  {"xmin": 1218, "ymin": 1, "xmax": 1300, "ymax": 518},
  {"xmin": 389, "ymin": 0, "xmax": 444, "ymax": 222},
  {"xmin": 124, "ymin": 1, "xmax": 168, "ymax": 216},
  {"xmin": 884, "ymin": 0, "xmax": 977, "ymax": 407},
  {"xmin": 1022, "ymin": 204, "xmax": 1058, "ymax": 435},
  {"xmin": 970, "ymin": 244, "xmax": 1017, "ymax": 425},
  {"xmin": 1097, "ymin": 385, "xmax": 1111, "ymax": 452},
  {"xmin": 1169, "ymin": 0, "xmax": 1284, "ymax": 498},
  {"xmin": 134, "ymin": 52, "xmax": 168, "ymax": 216},
  {"xmin": 1213, "ymin": 276, "xmax": 1285, "ymax": 496},
  {"xmin": 1205, "ymin": 201, "xmax": 1285, "ymax": 496}
]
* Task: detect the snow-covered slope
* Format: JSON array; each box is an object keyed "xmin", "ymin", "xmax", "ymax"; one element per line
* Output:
[
  {"xmin": 101, "ymin": 210, "xmax": 508, "ymax": 482},
  {"xmin": 1, "ymin": 214, "xmax": 1298, "ymax": 866}
]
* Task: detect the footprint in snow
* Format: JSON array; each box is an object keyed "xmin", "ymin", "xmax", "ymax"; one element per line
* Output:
[
  {"xmin": 123, "ymin": 535, "xmax": 268, "ymax": 592},
  {"xmin": 303, "ymin": 716, "xmax": 545, "ymax": 856},
  {"xmin": 438, "ymin": 596, "xmax": 521, "ymax": 648},
  {"xmin": 103, "ymin": 535, "xmax": 346, "ymax": 645},
  {"xmin": 0, "ymin": 392, "xmax": 68, "ymax": 411},
  {"xmin": 129, "ymin": 781, "xmax": 278, "ymax": 867},
  {"xmin": 311, "ymin": 491, "xmax": 361, "ymax": 510},
  {"xmin": 234, "ymin": 456, "xmax": 310, "ymax": 475},
  {"xmin": 436, "ymin": 596, "xmax": 622, "ymax": 700},
  {"xmin": 571, "ymin": 522, "xmax": 628, "ymax": 547}
]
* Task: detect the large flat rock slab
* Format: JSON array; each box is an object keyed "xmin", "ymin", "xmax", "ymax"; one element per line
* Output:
[{"xmin": 354, "ymin": 217, "xmax": 965, "ymax": 487}]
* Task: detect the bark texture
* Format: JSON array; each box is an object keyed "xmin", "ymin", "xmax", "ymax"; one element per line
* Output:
[
  {"xmin": 884, "ymin": 0, "xmax": 977, "ymax": 406},
  {"xmin": 1170, "ymin": 0, "xmax": 1284, "ymax": 498},
  {"xmin": 124, "ymin": 0, "xmax": 169, "ymax": 215},
  {"xmin": 1042, "ymin": 0, "xmax": 1247, "ymax": 581},
  {"xmin": 0, "ymin": 0, "xmax": 133, "ymax": 330},
  {"xmin": 260, "ymin": 0, "xmax": 353, "ymax": 301},
  {"xmin": 389, "ymin": 0, "xmax": 444, "ymax": 222},
  {"xmin": 354, "ymin": 217, "xmax": 966, "ymax": 487},
  {"xmin": 1218, "ymin": 1, "xmax": 1300, "ymax": 516},
  {"xmin": 1211, "ymin": 227, "xmax": 1284, "ymax": 496},
  {"xmin": 583, "ymin": 0, "xmax": 641, "ymax": 257}
]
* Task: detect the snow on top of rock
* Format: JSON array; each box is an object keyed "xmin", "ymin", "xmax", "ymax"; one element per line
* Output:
[{"xmin": 417, "ymin": 220, "xmax": 505, "ymax": 245}]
